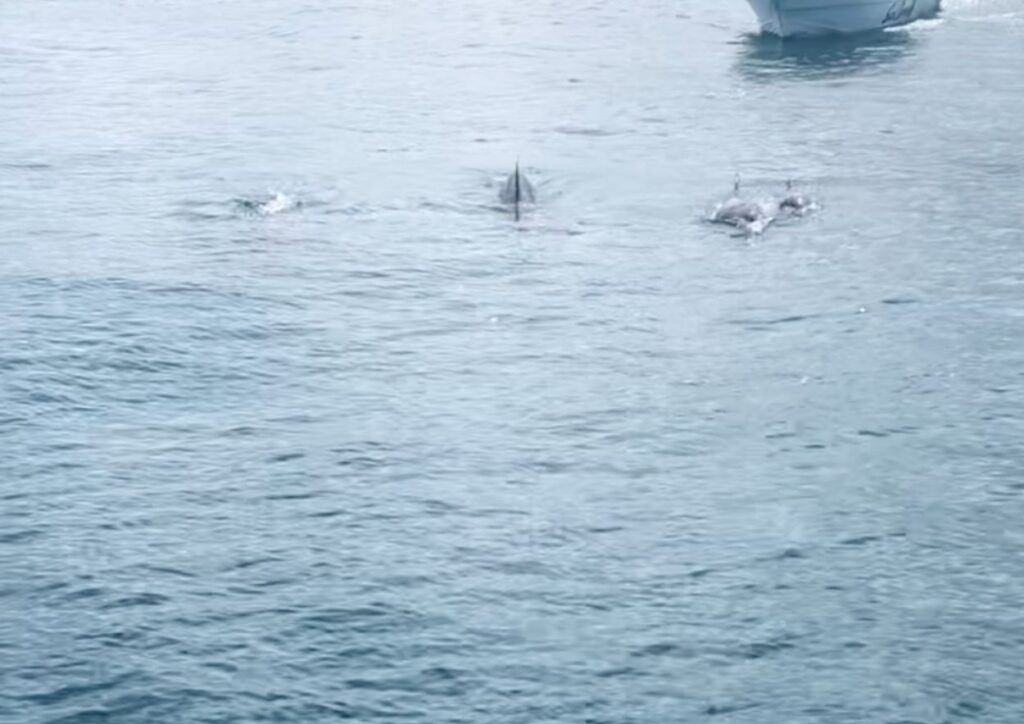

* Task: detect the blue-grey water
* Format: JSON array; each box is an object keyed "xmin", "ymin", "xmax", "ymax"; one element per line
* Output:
[{"xmin": 3, "ymin": 1, "xmax": 1024, "ymax": 722}]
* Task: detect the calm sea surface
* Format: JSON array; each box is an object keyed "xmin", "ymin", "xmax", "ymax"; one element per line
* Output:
[{"xmin": 3, "ymin": 1, "xmax": 1024, "ymax": 722}]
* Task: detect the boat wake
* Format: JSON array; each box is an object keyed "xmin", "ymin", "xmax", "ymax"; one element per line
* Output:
[{"xmin": 943, "ymin": 0, "xmax": 1024, "ymax": 22}]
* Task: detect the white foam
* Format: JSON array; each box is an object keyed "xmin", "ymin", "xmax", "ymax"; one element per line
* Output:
[
  {"xmin": 259, "ymin": 192, "xmax": 296, "ymax": 216},
  {"xmin": 940, "ymin": 0, "xmax": 1024, "ymax": 21}
]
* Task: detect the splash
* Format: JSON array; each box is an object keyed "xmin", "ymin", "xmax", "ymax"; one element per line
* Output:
[
  {"xmin": 708, "ymin": 179, "xmax": 818, "ymax": 236},
  {"xmin": 235, "ymin": 192, "xmax": 302, "ymax": 216},
  {"xmin": 941, "ymin": 0, "xmax": 1024, "ymax": 21}
]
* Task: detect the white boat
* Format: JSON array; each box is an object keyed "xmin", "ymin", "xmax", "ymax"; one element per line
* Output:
[{"xmin": 745, "ymin": 0, "xmax": 941, "ymax": 37}]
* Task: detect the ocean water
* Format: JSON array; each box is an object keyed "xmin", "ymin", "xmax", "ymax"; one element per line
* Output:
[{"xmin": 2, "ymin": 1, "xmax": 1024, "ymax": 722}]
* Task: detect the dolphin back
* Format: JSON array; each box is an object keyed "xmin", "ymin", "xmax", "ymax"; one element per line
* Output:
[{"xmin": 499, "ymin": 165, "xmax": 536, "ymax": 206}]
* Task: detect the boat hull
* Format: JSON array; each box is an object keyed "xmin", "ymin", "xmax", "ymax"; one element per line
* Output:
[{"xmin": 745, "ymin": 0, "xmax": 941, "ymax": 37}]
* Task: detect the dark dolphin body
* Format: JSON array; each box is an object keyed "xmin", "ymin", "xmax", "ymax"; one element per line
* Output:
[
  {"xmin": 779, "ymin": 180, "xmax": 815, "ymax": 215},
  {"xmin": 710, "ymin": 177, "xmax": 775, "ymax": 235},
  {"xmin": 499, "ymin": 162, "xmax": 536, "ymax": 220}
]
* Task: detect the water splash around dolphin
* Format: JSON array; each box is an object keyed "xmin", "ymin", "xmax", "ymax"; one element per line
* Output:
[
  {"xmin": 709, "ymin": 175, "xmax": 777, "ymax": 236},
  {"xmin": 779, "ymin": 180, "xmax": 817, "ymax": 216},
  {"xmin": 235, "ymin": 192, "xmax": 302, "ymax": 216}
]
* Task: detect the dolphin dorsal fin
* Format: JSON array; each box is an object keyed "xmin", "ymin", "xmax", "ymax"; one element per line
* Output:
[{"xmin": 514, "ymin": 160, "xmax": 522, "ymax": 220}]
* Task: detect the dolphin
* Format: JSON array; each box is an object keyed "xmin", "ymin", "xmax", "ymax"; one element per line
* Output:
[
  {"xmin": 236, "ymin": 192, "xmax": 301, "ymax": 216},
  {"xmin": 499, "ymin": 161, "xmax": 536, "ymax": 220},
  {"xmin": 779, "ymin": 180, "xmax": 815, "ymax": 216},
  {"xmin": 710, "ymin": 175, "xmax": 775, "ymax": 235}
]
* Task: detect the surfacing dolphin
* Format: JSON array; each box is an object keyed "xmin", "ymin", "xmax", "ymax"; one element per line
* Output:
[
  {"xmin": 236, "ymin": 192, "xmax": 301, "ymax": 216},
  {"xmin": 710, "ymin": 175, "xmax": 776, "ymax": 235},
  {"xmin": 499, "ymin": 161, "xmax": 536, "ymax": 220},
  {"xmin": 779, "ymin": 180, "xmax": 816, "ymax": 216}
]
